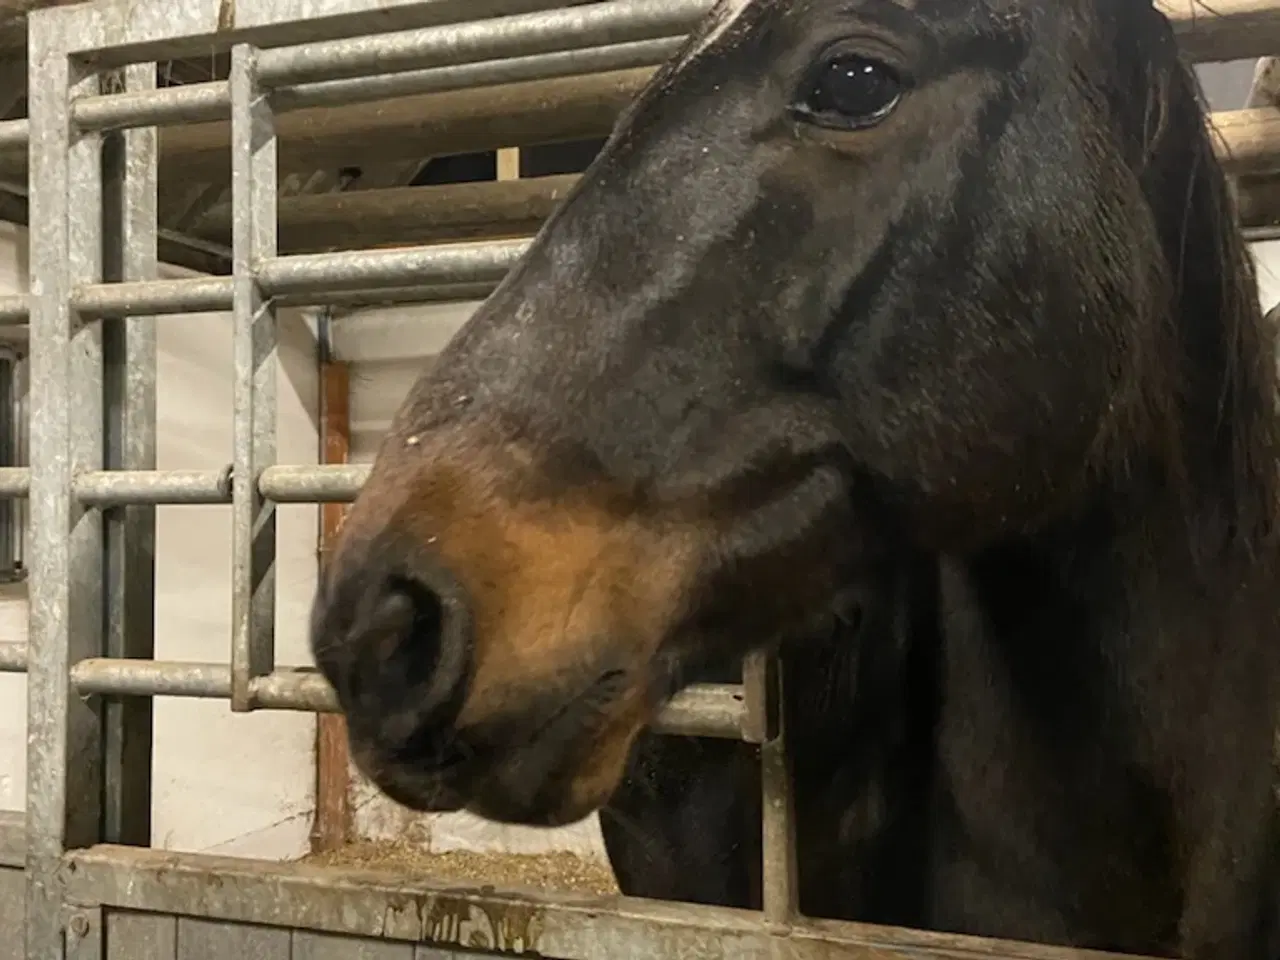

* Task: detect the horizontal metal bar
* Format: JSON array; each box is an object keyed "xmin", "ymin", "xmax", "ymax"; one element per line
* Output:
[
  {"xmin": 278, "ymin": 282, "xmax": 498, "ymax": 310},
  {"xmin": 69, "ymin": 656, "xmax": 745, "ymax": 736},
  {"xmin": 0, "ymin": 468, "xmax": 29, "ymax": 498},
  {"xmin": 65, "ymin": 843, "xmax": 1129, "ymax": 960},
  {"xmin": 0, "ymin": 810, "xmax": 23, "ymax": 868},
  {"xmin": 72, "ymin": 277, "xmax": 234, "ymax": 318},
  {"xmin": 70, "ymin": 660, "xmax": 336, "ymax": 710},
  {"xmin": 0, "ymin": 296, "xmax": 29, "ymax": 325},
  {"xmin": 75, "ymin": 467, "xmax": 233, "ymax": 505},
  {"xmin": 58, "ymin": 37, "xmax": 680, "ymax": 138},
  {"xmin": 0, "ymin": 118, "xmax": 26, "ymax": 152},
  {"xmin": 656, "ymin": 682, "xmax": 746, "ymax": 739},
  {"xmin": 73, "ymin": 81, "xmax": 230, "ymax": 133},
  {"xmin": 274, "ymin": 35, "xmax": 682, "ymax": 112},
  {"xmin": 258, "ymin": 463, "xmax": 370, "ymax": 502},
  {"xmin": 0, "ymin": 641, "xmax": 26, "ymax": 673},
  {"xmin": 0, "ymin": 465, "xmax": 372, "ymax": 505},
  {"xmin": 257, "ymin": 240, "xmax": 530, "ymax": 296},
  {"xmin": 256, "ymin": 0, "xmax": 710, "ymax": 87}
]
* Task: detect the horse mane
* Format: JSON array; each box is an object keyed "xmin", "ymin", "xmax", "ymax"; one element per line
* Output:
[{"xmin": 1098, "ymin": 0, "xmax": 1280, "ymax": 561}]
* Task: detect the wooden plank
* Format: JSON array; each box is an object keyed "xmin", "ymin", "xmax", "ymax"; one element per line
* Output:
[
  {"xmin": 311, "ymin": 359, "xmax": 352, "ymax": 854},
  {"xmin": 1159, "ymin": 0, "xmax": 1280, "ymax": 63},
  {"xmin": 293, "ymin": 930, "xmax": 415, "ymax": 960},
  {"xmin": 105, "ymin": 911, "xmax": 178, "ymax": 960},
  {"xmin": 176, "ymin": 917, "xmax": 291, "ymax": 960},
  {"xmin": 192, "ymin": 175, "xmax": 575, "ymax": 255},
  {"xmin": 0, "ymin": 867, "xmax": 22, "ymax": 960}
]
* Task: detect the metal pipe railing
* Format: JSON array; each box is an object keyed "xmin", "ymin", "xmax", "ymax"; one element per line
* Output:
[
  {"xmin": 0, "ymin": 641, "xmax": 26, "ymax": 672},
  {"xmin": 68, "ymin": 656, "xmax": 747, "ymax": 737},
  {"xmin": 254, "ymin": 0, "xmax": 710, "ymax": 87}
]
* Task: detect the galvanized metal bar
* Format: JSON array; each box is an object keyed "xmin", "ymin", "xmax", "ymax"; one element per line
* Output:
[
  {"xmin": 99, "ymin": 61, "xmax": 158, "ymax": 849},
  {"xmin": 255, "ymin": 0, "xmax": 710, "ymax": 87},
  {"xmin": 12, "ymin": 356, "xmax": 24, "ymax": 577},
  {"xmin": 0, "ymin": 119, "xmax": 27, "ymax": 152},
  {"xmin": 73, "ymin": 81, "xmax": 230, "ymax": 133},
  {"xmin": 69, "ymin": 657, "xmax": 747, "ymax": 736},
  {"xmin": 277, "ymin": 282, "xmax": 498, "ymax": 310},
  {"xmin": 0, "ymin": 352, "xmax": 18, "ymax": 581},
  {"xmin": 257, "ymin": 240, "xmax": 529, "ymax": 297},
  {"xmin": 72, "ymin": 269, "xmax": 507, "ymax": 316},
  {"xmin": 0, "ymin": 468, "xmax": 27, "ymax": 498},
  {"xmin": 75, "ymin": 468, "xmax": 232, "ymax": 505},
  {"xmin": 744, "ymin": 651, "xmax": 797, "ymax": 926},
  {"xmin": 0, "ymin": 810, "xmax": 24, "ymax": 869},
  {"xmin": 274, "ymin": 36, "xmax": 682, "ymax": 112},
  {"xmin": 50, "ymin": 0, "xmax": 611, "ymax": 64},
  {"xmin": 0, "ymin": 296, "xmax": 29, "ymax": 325},
  {"xmin": 259, "ymin": 463, "xmax": 369, "ymax": 502},
  {"xmin": 230, "ymin": 44, "xmax": 280, "ymax": 713},
  {"xmin": 69, "ymin": 37, "xmax": 683, "ymax": 135},
  {"xmin": 0, "ymin": 641, "xmax": 26, "ymax": 672},
  {"xmin": 72, "ymin": 277, "xmax": 234, "ymax": 319},
  {"xmin": 25, "ymin": 21, "xmax": 108, "ymax": 959}
]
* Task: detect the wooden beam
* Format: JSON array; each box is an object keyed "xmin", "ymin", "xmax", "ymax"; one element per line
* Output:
[
  {"xmin": 191, "ymin": 173, "xmax": 576, "ymax": 254},
  {"xmin": 311, "ymin": 358, "xmax": 352, "ymax": 855},
  {"xmin": 1159, "ymin": 0, "xmax": 1280, "ymax": 63}
]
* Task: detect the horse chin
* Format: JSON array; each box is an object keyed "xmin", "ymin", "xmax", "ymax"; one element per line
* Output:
[{"xmin": 353, "ymin": 671, "xmax": 648, "ymax": 827}]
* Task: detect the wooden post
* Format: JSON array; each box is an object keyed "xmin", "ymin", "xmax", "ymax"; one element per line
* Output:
[
  {"xmin": 311, "ymin": 358, "xmax": 352, "ymax": 854},
  {"xmin": 497, "ymin": 147, "xmax": 521, "ymax": 182}
]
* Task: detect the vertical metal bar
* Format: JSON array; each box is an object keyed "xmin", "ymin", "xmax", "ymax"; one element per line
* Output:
[
  {"xmin": 743, "ymin": 651, "xmax": 798, "ymax": 926},
  {"xmin": 26, "ymin": 26, "xmax": 107, "ymax": 960},
  {"xmin": 0, "ymin": 349, "xmax": 17, "ymax": 580},
  {"xmin": 14, "ymin": 349, "xmax": 28, "ymax": 578},
  {"xmin": 100, "ymin": 63, "xmax": 158, "ymax": 848},
  {"xmin": 229, "ymin": 44, "xmax": 279, "ymax": 712}
]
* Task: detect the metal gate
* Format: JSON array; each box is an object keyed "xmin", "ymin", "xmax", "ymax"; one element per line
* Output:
[{"xmin": 0, "ymin": 0, "xmax": 1272, "ymax": 957}]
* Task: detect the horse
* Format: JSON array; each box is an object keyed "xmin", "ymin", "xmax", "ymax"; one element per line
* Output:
[
  {"xmin": 309, "ymin": 0, "xmax": 1280, "ymax": 955},
  {"xmin": 600, "ymin": 550, "xmax": 939, "ymax": 923}
]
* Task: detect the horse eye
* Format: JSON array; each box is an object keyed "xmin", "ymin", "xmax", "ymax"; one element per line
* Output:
[{"xmin": 795, "ymin": 54, "xmax": 903, "ymax": 130}]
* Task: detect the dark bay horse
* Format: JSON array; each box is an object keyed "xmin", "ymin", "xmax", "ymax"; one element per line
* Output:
[
  {"xmin": 600, "ymin": 551, "xmax": 939, "ymax": 923},
  {"xmin": 310, "ymin": 0, "xmax": 1280, "ymax": 956}
]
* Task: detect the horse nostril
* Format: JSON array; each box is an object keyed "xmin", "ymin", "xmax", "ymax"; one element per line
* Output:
[
  {"xmin": 378, "ymin": 576, "xmax": 446, "ymax": 692},
  {"xmin": 321, "ymin": 539, "xmax": 475, "ymax": 744}
]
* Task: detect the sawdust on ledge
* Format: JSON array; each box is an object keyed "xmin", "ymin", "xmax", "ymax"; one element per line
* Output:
[{"xmin": 300, "ymin": 840, "xmax": 621, "ymax": 896}]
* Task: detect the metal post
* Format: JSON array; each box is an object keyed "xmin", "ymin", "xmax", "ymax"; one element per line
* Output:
[
  {"xmin": 229, "ymin": 44, "xmax": 279, "ymax": 712},
  {"xmin": 100, "ymin": 62, "xmax": 159, "ymax": 848},
  {"xmin": 0, "ymin": 346, "xmax": 20, "ymax": 582},
  {"xmin": 25, "ymin": 21, "xmax": 108, "ymax": 960},
  {"xmin": 744, "ymin": 651, "xmax": 798, "ymax": 926}
]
